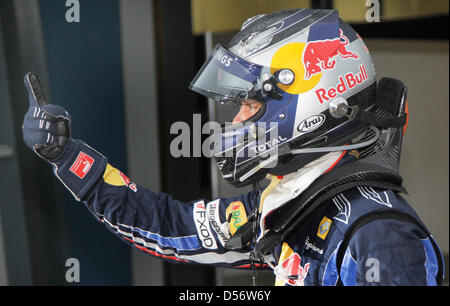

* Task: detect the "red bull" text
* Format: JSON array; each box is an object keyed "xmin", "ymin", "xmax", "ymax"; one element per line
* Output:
[{"xmin": 315, "ymin": 64, "xmax": 368, "ymax": 104}]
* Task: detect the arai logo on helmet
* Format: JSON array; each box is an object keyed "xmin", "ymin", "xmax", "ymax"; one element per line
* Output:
[{"xmin": 297, "ymin": 114, "xmax": 326, "ymax": 133}]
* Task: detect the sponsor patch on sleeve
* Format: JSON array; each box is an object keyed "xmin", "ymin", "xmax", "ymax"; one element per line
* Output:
[
  {"xmin": 102, "ymin": 164, "xmax": 137, "ymax": 192},
  {"xmin": 193, "ymin": 201, "xmax": 218, "ymax": 250},
  {"xmin": 225, "ymin": 201, "xmax": 248, "ymax": 236},
  {"xmin": 206, "ymin": 199, "xmax": 230, "ymax": 247},
  {"xmin": 70, "ymin": 151, "xmax": 94, "ymax": 179}
]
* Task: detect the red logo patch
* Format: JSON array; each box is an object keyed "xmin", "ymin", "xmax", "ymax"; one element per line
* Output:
[
  {"xmin": 70, "ymin": 152, "xmax": 94, "ymax": 179},
  {"xmin": 119, "ymin": 171, "xmax": 137, "ymax": 192},
  {"xmin": 119, "ymin": 171, "xmax": 130, "ymax": 185},
  {"xmin": 281, "ymin": 253, "xmax": 310, "ymax": 286}
]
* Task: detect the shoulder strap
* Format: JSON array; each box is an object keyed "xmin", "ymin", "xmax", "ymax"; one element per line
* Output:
[
  {"xmin": 251, "ymin": 178, "xmax": 404, "ymax": 257},
  {"xmin": 335, "ymin": 210, "xmax": 443, "ymax": 286}
]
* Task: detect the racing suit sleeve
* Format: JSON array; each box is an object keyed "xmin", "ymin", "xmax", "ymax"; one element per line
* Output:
[
  {"xmin": 20, "ymin": 72, "xmax": 264, "ymax": 268},
  {"xmin": 339, "ymin": 218, "xmax": 443, "ymax": 286},
  {"xmin": 81, "ymin": 163, "xmax": 262, "ymax": 268}
]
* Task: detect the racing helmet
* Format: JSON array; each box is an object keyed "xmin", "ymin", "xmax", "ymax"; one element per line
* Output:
[{"xmin": 190, "ymin": 9, "xmax": 380, "ymax": 187}]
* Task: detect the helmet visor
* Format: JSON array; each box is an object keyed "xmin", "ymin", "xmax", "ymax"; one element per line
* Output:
[{"xmin": 189, "ymin": 44, "xmax": 264, "ymax": 105}]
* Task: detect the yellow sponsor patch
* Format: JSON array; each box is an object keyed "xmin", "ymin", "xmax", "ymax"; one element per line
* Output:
[
  {"xmin": 103, "ymin": 164, "xmax": 126, "ymax": 186},
  {"xmin": 317, "ymin": 217, "xmax": 332, "ymax": 240},
  {"xmin": 225, "ymin": 201, "xmax": 247, "ymax": 236},
  {"xmin": 103, "ymin": 164, "xmax": 137, "ymax": 192}
]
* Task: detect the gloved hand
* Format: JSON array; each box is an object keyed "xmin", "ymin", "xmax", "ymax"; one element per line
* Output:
[
  {"xmin": 22, "ymin": 72, "xmax": 107, "ymax": 200},
  {"xmin": 22, "ymin": 72, "xmax": 72, "ymax": 162}
]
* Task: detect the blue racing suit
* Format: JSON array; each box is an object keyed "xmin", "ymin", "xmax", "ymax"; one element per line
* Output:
[
  {"xmin": 74, "ymin": 157, "xmax": 443, "ymax": 286},
  {"xmin": 22, "ymin": 72, "xmax": 443, "ymax": 286}
]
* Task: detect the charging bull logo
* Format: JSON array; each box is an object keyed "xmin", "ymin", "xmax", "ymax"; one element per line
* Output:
[
  {"xmin": 303, "ymin": 29, "xmax": 359, "ymax": 80},
  {"xmin": 275, "ymin": 244, "xmax": 310, "ymax": 286}
]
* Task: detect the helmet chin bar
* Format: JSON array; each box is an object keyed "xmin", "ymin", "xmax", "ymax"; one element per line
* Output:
[
  {"xmin": 235, "ymin": 125, "xmax": 380, "ymax": 184},
  {"xmin": 234, "ymin": 126, "xmax": 380, "ymax": 185}
]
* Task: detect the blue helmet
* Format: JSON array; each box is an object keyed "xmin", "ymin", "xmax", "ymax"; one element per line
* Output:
[{"xmin": 190, "ymin": 9, "xmax": 379, "ymax": 186}]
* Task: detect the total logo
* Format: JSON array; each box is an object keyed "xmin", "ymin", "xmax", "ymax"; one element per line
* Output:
[
  {"xmin": 315, "ymin": 64, "xmax": 368, "ymax": 104},
  {"xmin": 249, "ymin": 135, "xmax": 287, "ymax": 155}
]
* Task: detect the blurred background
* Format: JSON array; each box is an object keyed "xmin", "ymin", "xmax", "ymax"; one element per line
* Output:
[{"xmin": 0, "ymin": 0, "xmax": 448, "ymax": 286}]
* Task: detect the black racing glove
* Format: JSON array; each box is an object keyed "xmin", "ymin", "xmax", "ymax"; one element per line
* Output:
[{"xmin": 22, "ymin": 72, "xmax": 107, "ymax": 200}]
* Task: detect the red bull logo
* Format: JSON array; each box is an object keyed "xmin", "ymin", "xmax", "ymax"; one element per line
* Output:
[
  {"xmin": 278, "ymin": 252, "xmax": 310, "ymax": 286},
  {"xmin": 315, "ymin": 64, "xmax": 368, "ymax": 104},
  {"xmin": 119, "ymin": 171, "xmax": 137, "ymax": 192},
  {"xmin": 302, "ymin": 29, "xmax": 359, "ymax": 80}
]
